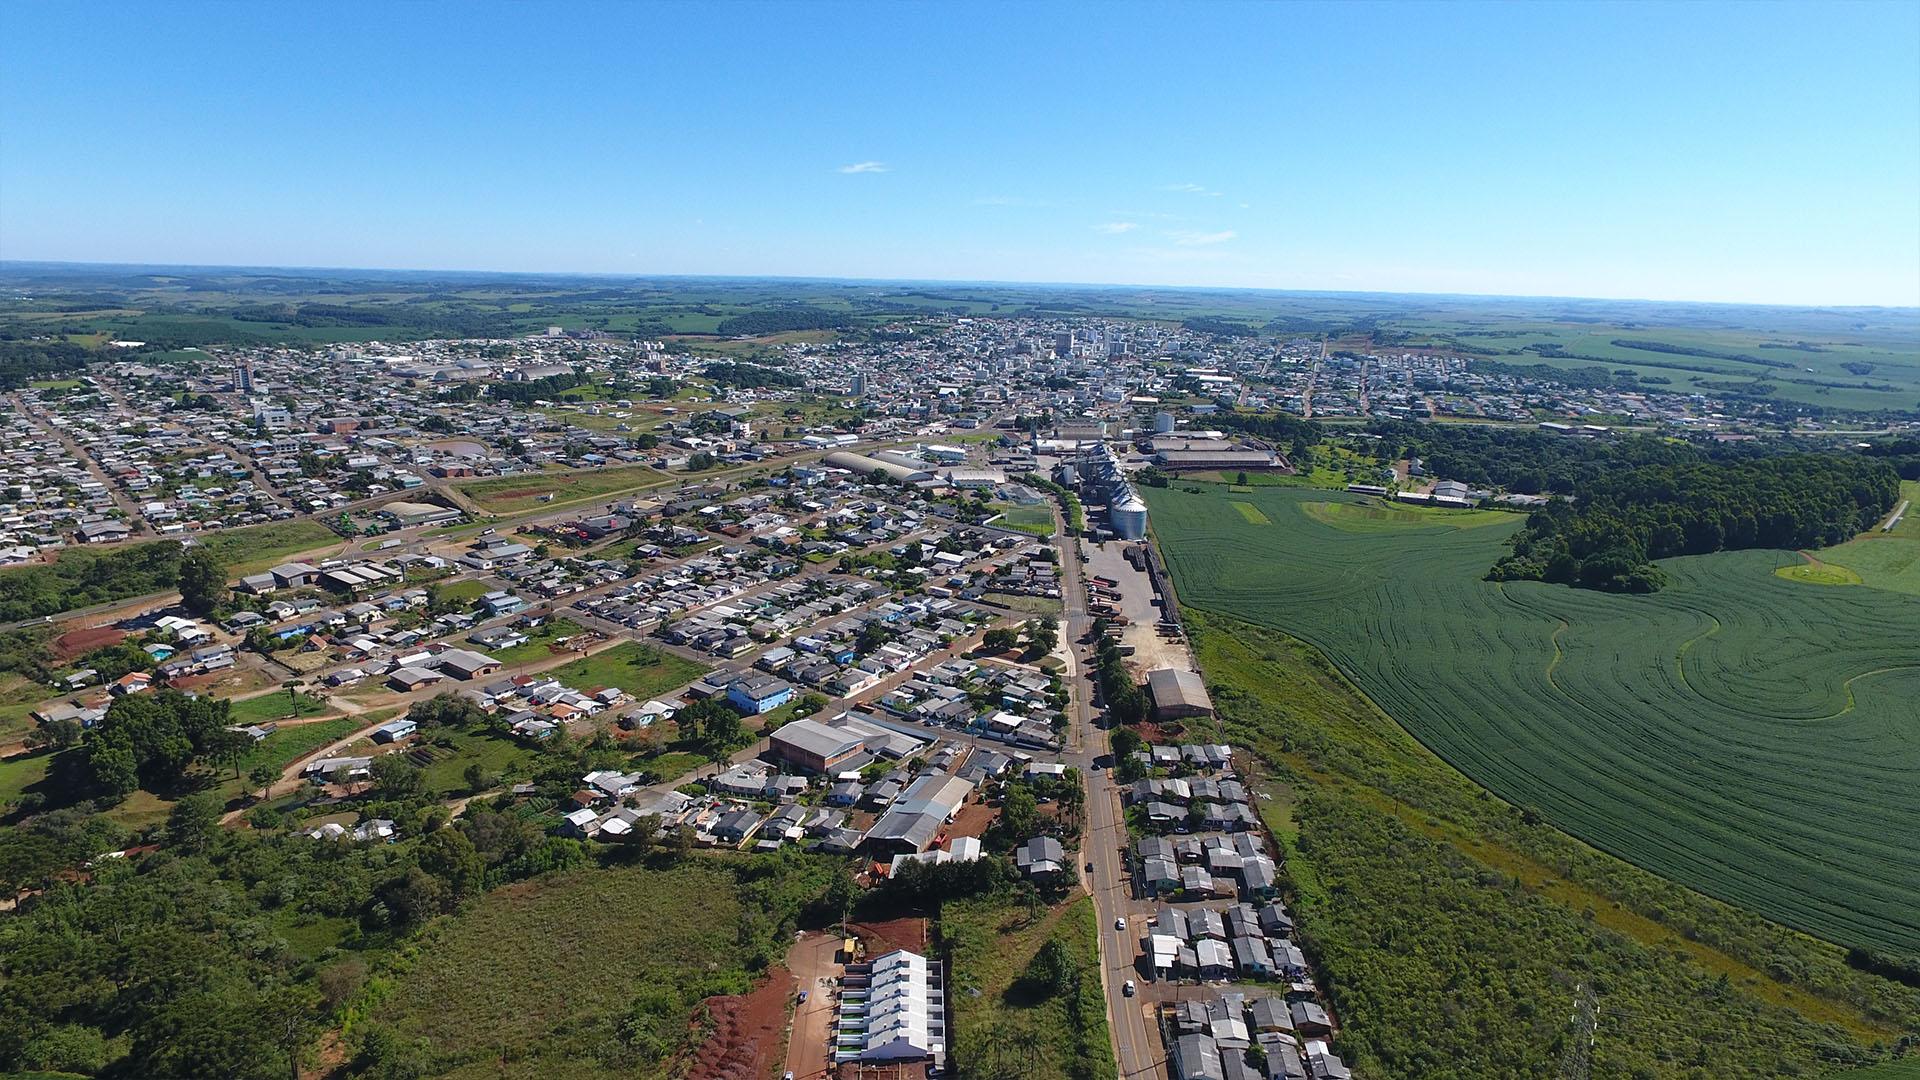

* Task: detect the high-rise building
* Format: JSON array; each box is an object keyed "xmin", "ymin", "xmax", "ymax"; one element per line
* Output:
[
  {"xmin": 236, "ymin": 359, "xmax": 255, "ymax": 393},
  {"xmin": 1108, "ymin": 336, "xmax": 1126, "ymax": 359},
  {"xmin": 850, "ymin": 372, "xmax": 867, "ymax": 397},
  {"xmin": 1054, "ymin": 330, "xmax": 1074, "ymax": 358},
  {"xmin": 1154, "ymin": 410, "xmax": 1176, "ymax": 434}
]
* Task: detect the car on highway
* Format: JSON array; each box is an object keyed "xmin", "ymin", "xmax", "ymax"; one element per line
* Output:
[
  {"xmin": 1086, "ymin": 862, "xmax": 1095, "ymax": 872},
  {"xmin": 1123, "ymin": 980, "xmax": 1136, "ymax": 997}
]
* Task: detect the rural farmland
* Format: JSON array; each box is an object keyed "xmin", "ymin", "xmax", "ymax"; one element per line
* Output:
[{"xmin": 1144, "ymin": 483, "xmax": 1920, "ymax": 955}]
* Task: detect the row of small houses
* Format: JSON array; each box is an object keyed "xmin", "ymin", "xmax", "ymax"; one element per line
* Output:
[
  {"xmin": 1143, "ymin": 898, "xmax": 1302, "ymax": 983},
  {"xmin": 1169, "ymin": 990, "xmax": 1351, "ymax": 1080},
  {"xmin": 1135, "ymin": 833, "xmax": 1282, "ymax": 901}
]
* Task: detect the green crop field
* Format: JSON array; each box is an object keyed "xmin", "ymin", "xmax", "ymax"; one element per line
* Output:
[{"xmin": 1144, "ymin": 483, "xmax": 1920, "ymax": 954}]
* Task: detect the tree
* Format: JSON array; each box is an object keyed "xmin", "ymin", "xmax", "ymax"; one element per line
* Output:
[
  {"xmin": 177, "ymin": 545, "xmax": 227, "ymax": 616},
  {"xmin": 417, "ymin": 828, "xmax": 485, "ymax": 903},
  {"xmin": 166, "ymin": 792, "xmax": 221, "ymax": 853},
  {"xmin": 981, "ymin": 627, "xmax": 1018, "ymax": 654},
  {"xmin": 207, "ymin": 726, "xmax": 254, "ymax": 780},
  {"xmin": 248, "ymin": 763, "xmax": 278, "ymax": 803},
  {"xmin": 1026, "ymin": 619, "xmax": 1058, "ymax": 657},
  {"xmin": 462, "ymin": 762, "xmax": 490, "ymax": 795},
  {"xmin": 370, "ymin": 755, "xmax": 424, "ymax": 800}
]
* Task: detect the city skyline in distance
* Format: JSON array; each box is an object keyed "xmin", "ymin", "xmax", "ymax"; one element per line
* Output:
[{"xmin": 3, "ymin": 1, "xmax": 1917, "ymax": 307}]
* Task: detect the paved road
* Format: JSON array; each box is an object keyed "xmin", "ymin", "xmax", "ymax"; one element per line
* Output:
[{"xmin": 1057, "ymin": 510, "xmax": 1165, "ymax": 1080}]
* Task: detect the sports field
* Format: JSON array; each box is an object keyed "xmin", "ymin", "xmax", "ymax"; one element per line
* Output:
[{"xmin": 1143, "ymin": 484, "xmax": 1920, "ymax": 954}]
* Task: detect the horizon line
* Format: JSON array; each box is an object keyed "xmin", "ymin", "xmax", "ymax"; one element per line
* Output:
[{"xmin": 2, "ymin": 258, "xmax": 1915, "ymax": 314}]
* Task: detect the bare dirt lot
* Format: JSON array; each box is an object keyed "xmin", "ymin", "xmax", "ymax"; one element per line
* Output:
[
  {"xmin": 784, "ymin": 931, "xmax": 842, "ymax": 1080},
  {"xmin": 847, "ymin": 916, "xmax": 928, "ymax": 957},
  {"xmin": 684, "ymin": 963, "xmax": 793, "ymax": 1080},
  {"xmin": 50, "ymin": 625, "xmax": 126, "ymax": 662},
  {"xmin": 946, "ymin": 795, "xmax": 997, "ymax": 840}
]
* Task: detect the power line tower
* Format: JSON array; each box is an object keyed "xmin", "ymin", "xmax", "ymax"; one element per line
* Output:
[{"xmin": 1557, "ymin": 982, "xmax": 1599, "ymax": 1080}]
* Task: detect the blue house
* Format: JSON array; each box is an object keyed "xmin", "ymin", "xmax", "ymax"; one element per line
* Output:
[{"xmin": 727, "ymin": 675, "xmax": 795, "ymax": 716}]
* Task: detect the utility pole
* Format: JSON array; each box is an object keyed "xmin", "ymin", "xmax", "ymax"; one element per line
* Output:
[{"xmin": 1557, "ymin": 982, "xmax": 1599, "ymax": 1080}]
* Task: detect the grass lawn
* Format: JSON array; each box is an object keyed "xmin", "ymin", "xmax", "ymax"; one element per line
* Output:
[
  {"xmin": 207, "ymin": 715, "xmax": 368, "ymax": 802},
  {"xmin": 0, "ymin": 751, "xmax": 53, "ymax": 805},
  {"xmin": 545, "ymin": 641, "xmax": 708, "ymax": 699},
  {"xmin": 488, "ymin": 617, "xmax": 588, "ymax": 665},
  {"xmin": 630, "ymin": 747, "xmax": 705, "ymax": 783},
  {"xmin": 0, "ymin": 674, "xmax": 50, "ymax": 744},
  {"xmin": 983, "ymin": 592, "xmax": 1064, "ymax": 616},
  {"xmin": 1774, "ymin": 555, "xmax": 1864, "ymax": 587},
  {"xmin": 432, "ymin": 578, "xmax": 494, "ymax": 607},
  {"xmin": 944, "ymin": 891, "xmax": 1114, "ymax": 1080},
  {"xmin": 199, "ymin": 519, "xmax": 341, "ymax": 575},
  {"xmin": 226, "ymin": 690, "xmax": 331, "ymax": 726},
  {"xmin": 456, "ymin": 464, "xmax": 671, "ymax": 514},
  {"xmin": 415, "ymin": 730, "xmax": 538, "ymax": 795},
  {"xmin": 370, "ymin": 861, "xmax": 753, "ymax": 1079}
]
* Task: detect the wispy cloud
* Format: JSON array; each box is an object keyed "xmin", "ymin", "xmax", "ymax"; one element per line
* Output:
[
  {"xmin": 1166, "ymin": 229, "xmax": 1237, "ymax": 245},
  {"xmin": 838, "ymin": 161, "xmax": 890, "ymax": 174},
  {"xmin": 1162, "ymin": 182, "xmax": 1223, "ymax": 197},
  {"xmin": 1095, "ymin": 221, "xmax": 1139, "ymax": 234}
]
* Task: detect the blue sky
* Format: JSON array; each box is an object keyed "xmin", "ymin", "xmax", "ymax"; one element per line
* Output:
[{"xmin": 3, "ymin": 1, "xmax": 1916, "ymax": 305}]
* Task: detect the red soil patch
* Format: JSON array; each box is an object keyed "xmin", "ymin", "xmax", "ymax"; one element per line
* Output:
[
  {"xmin": 946, "ymin": 796, "xmax": 996, "ymax": 841},
  {"xmin": 1135, "ymin": 720, "xmax": 1187, "ymax": 744},
  {"xmin": 847, "ymin": 917, "xmax": 927, "ymax": 957},
  {"xmin": 51, "ymin": 626, "xmax": 125, "ymax": 662},
  {"xmin": 683, "ymin": 963, "xmax": 794, "ymax": 1080}
]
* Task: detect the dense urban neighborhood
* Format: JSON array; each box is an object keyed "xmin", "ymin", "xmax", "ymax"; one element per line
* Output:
[{"xmin": 2, "ymin": 283, "xmax": 1917, "ymax": 1080}]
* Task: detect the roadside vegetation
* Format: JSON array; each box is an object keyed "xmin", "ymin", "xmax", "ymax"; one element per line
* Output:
[{"xmin": 944, "ymin": 892, "xmax": 1114, "ymax": 1080}]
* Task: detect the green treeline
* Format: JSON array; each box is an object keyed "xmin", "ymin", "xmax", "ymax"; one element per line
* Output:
[
  {"xmin": 485, "ymin": 371, "xmax": 588, "ymax": 403},
  {"xmin": 1491, "ymin": 456, "xmax": 1900, "ymax": 591},
  {"xmin": 712, "ymin": 307, "xmax": 848, "ymax": 336},
  {"xmin": 0, "ymin": 340, "xmax": 92, "ymax": 391},
  {"xmin": 1862, "ymin": 437, "xmax": 1920, "ymax": 480},
  {"xmin": 1609, "ymin": 337, "xmax": 1794, "ymax": 369},
  {"xmin": 1213, "ymin": 409, "xmax": 1319, "ymax": 461},
  {"xmin": 1367, "ymin": 420, "xmax": 1716, "ymax": 495},
  {"xmin": 1180, "ymin": 316, "xmax": 1258, "ymax": 338},
  {"xmin": 700, "ymin": 361, "xmax": 802, "ymax": 389},
  {"xmin": 0, "ymin": 542, "xmax": 186, "ymax": 622}
]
